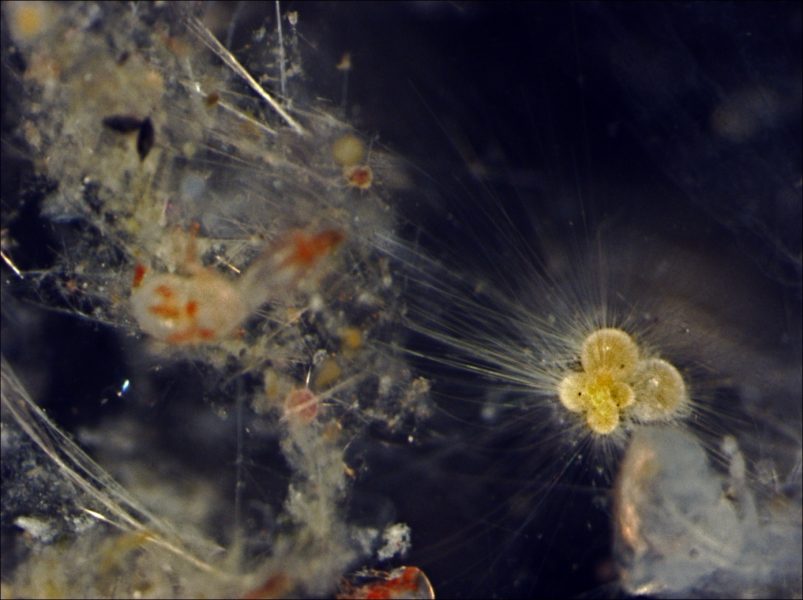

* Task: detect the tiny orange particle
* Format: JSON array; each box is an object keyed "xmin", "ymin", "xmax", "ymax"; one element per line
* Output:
[
  {"xmin": 277, "ymin": 229, "xmax": 345, "ymax": 271},
  {"xmin": 154, "ymin": 284, "xmax": 174, "ymax": 298},
  {"xmin": 345, "ymin": 165, "xmax": 373, "ymax": 189}
]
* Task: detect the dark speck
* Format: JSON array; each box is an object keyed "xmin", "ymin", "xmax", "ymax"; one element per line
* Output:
[
  {"xmin": 102, "ymin": 114, "xmax": 143, "ymax": 133},
  {"xmin": 136, "ymin": 117, "xmax": 155, "ymax": 161}
]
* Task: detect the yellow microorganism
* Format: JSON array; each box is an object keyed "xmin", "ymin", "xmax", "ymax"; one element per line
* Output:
[
  {"xmin": 314, "ymin": 357, "xmax": 342, "ymax": 390},
  {"xmin": 580, "ymin": 328, "xmax": 640, "ymax": 376},
  {"xmin": 559, "ymin": 328, "xmax": 688, "ymax": 435},
  {"xmin": 559, "ymin": 370, "xmax": 636, "ymax": 434},
  {"xmin": 332, "ymin": 134, "xmax": 366, "ymax": 168},
  {"xmin": 339, "ymin": 326, "xmax": 364, "ymax": 351},
  {"xmin": 6, "ymin": 2, "xmax": 57, "ymax": 44}
]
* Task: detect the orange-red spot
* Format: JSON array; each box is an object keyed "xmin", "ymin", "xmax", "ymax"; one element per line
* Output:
[
  {"xmin": 197, "ymin": 328, "xmax": 215, "ymax": 340},
  {"xmin": 162, "ymin": 324, "xmax": 217, "ymax": 345},
  {"xmin": 154, "ymin": 284, "xmax": 174, "ymax": 298},
  {"xmin": 162, "ymin": 33, "xmax": 192, "ymax": 59},
  {"xmin": 364, "ymin": 570, "xmax": 413, "ymax": 599},
  {"xmin": 165, "ymin": 331, "xmax": 186, "ymax": 344},
  {"xmin": 346, "ymin": 165, "xmax": 373, "ymax": 189},
  {"xmin": 283, "ymin": 229, "xmax": 345, "ymax": 269},
  {"xmin": 315, "ymin": 229, "xmax": 345, "ymax": 252},
  {"xmin": 242, "ymin": 573, "xmax": 291, "ymax": 600},
  {"xmin": 165, "ymin": 328, "xmax": 195, "ymax": 344},
  {"xmin": 365, "ymin": 568, "xmax": 421, "ymax": 599},
  {"xmin": 185, "ymin": 300, "xmax": 198, "ymax": 317},
  {"xmin": 149, "ymin": 303, "xmax": 181, "ymax": 319},
  {"xmin": 132, "ymin": 264, "xmax": 147, "ymax": 288},
  {"xmin": 338, "ymin": 567, "xmax": 433, "ymax": 600}
]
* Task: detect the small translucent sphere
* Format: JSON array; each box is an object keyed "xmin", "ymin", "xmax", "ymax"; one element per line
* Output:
[{"xmin": 628, "ymin": 358, "xmax": 689, "ymax": 422}]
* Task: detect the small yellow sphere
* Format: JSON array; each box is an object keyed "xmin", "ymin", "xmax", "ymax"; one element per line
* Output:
[
  {"xmin": 580, "ymin": 328, "xmax": 639, "ymax": 376},
  {"xmin": 332, "ymin": 134, "xmax": 366, "ymax": 168}
]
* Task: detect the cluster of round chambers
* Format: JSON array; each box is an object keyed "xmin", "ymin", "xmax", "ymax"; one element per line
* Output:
[{"xmin": 558, "ymin": 328, "xmax": 689, "ymax": 435}]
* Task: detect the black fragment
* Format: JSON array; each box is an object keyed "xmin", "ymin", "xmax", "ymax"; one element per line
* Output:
[
  {"xmin": 102, "ymin": 114, "xmax": 143, "ymax": 133},
  {"xmin": 136, "ymin": 117, "xmax": 155, "ymax": 161}
]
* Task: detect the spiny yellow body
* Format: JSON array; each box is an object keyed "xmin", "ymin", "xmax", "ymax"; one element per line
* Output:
[{"xmin": 558, "ymin": 328, "xmax": 688, "ymax": 435}]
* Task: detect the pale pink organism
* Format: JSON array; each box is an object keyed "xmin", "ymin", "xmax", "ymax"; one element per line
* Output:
[{"xmin": 283, "ymin": 387, "xmax": 319, "ymax": 424}]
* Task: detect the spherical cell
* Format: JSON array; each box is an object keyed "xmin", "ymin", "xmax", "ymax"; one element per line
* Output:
[
  {"xmin": 284, "ymin": 388, "xmax": 319, "ymax": 424},
  {"xmin": 332, "ymin": 134, "xmax": 366, "ymax": 167},
  {"xmin": 586, "ymin": 399, "xmax": 622, "ymax": 435},
  {"xmin": 559, "ymin": 370, "xmax": 636, "ymax": 435},
  {"xmin": 6, "ymin": 2, "xmax": 58, "ymax": 45},
  {"xmin": 580, "ymin": 328, "xmax": 640, "ymax": 376},
  {"xmin": 628, "ymin": 358, "xmax": 689, "ymax": 422}
]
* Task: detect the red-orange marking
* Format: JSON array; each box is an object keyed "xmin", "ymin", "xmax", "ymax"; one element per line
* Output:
[
  {"xmin": 154, "ymin": 284, "xmax": 174, "ymax": 298},
  {"xmin": 347, "ymin": 166, "xmax": 373, "ymax": 189},
  {"xmin": 241, "ymin": 573, "xmax": 290, "ymax": 600},
  {"xmin": 166, "ymin": 329, "xmax": 192, "ymax": 344},
  {"xmin": 132, "ymin": 264, "xmax": 147, "ymax": 288},
  {"xmin": 364, "ymin": 567, "xmax": 420, "ymax": 600},
  {"xmin": 149, "ymin": 304, "xmax": 181, "ymax": 318},
  {"xmin": 185, "ymin": 300, "xmax": 198, "ymax": 316},
  {"xmin": 164, "ymin": 326, "xmax": 217, "ymax": 345},
  {"xmin": 340, "ymin": 567, "xmax": 428, "ymax": 600},
  {"xmin": 281, "ymin": 229, "xmax": 345, "ymax": 270},
  {"xmin": 198, "ymin": 328, "xmax": 215, "ymax": 340}
]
